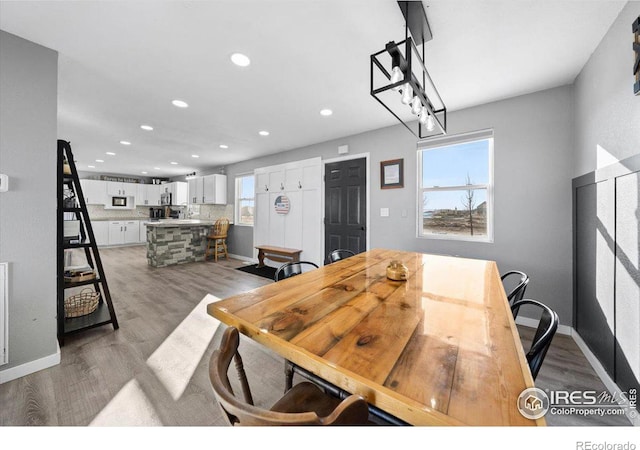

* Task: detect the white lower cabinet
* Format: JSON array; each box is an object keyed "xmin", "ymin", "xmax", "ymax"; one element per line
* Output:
[
  {"xmin": 92, "ymin": 221, "xmax": 109, "ymax": 246},
  {"xmin": 124, "ymin": 221, "xmax": 140, "ymax": 244},
  {"xmin": 139, "ymin": 221, "xmax": 147, "ymax": 243},
  {"xmin": 108, "ymin": 220, "xmax": 140, "ymax": 245}
]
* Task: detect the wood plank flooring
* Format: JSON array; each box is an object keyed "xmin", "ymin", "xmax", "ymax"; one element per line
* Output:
[{"xmin": 0, "ymin": 245, "xmax": 633, "ymax": 427}]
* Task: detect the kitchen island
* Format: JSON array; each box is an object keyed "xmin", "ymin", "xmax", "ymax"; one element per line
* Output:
[{"xmin": 145, "ymin": 219, "xmax": 217, "ymax": 267}]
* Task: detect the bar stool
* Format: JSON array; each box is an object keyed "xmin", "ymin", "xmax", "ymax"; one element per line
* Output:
[{"xmin": 205, "ymin": 218, "xmax": 229, "ymax": 262}]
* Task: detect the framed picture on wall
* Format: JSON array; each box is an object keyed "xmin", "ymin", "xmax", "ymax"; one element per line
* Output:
[{"xmin": 380, "ymin": 158, "xmax": 404, "ymax": 189}]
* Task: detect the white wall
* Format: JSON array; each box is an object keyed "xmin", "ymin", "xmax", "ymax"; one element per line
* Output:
[
  {"xmin": 0, "ymin": 31, "xmax": 59, "ymax": 378},
  {"xmin": 573, "ymin": 1, "xmax": 640, "ymax": 177}
]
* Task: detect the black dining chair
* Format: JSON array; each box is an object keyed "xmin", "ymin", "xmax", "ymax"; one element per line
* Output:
[
  {"xmin": 511, "ymin": 299, "xmax": 559, "ymax": 380},
  {"xmin": 501, "ymin": 270, "xmax": 529, "ymax": 306},
  {"xmin": 327, "ymin": 249, "xmax": 355, "ymax": 264},
  {"xmin": 273, "ymin": 261, "xmax": 319, "ymax": 282}
]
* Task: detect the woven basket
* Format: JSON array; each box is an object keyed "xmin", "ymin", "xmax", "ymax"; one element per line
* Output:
[{"xmin": 64, "ymin": 288, "xmax": 100, "ymax": 318}]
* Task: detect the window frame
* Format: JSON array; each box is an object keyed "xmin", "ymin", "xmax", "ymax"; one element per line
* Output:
[
  {"xmin": 416, "ymin": 129, "xmax": 494, "ymax": 243},
  {"xmin": 235, "ymin": 173, "xmax": 255, "ymax": 227}
]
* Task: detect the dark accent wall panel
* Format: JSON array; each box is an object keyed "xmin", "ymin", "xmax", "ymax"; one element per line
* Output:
[
  {"xmin": 575, "ymin": 181, "xmax": 616, "ymax": 376},
  {"xmin": 614, "ymin": 171, "xmax": 640, "ymax": 399},
  {"xmin": 573, "ymin": 154, "xmax": 640, "ymax": 411}
]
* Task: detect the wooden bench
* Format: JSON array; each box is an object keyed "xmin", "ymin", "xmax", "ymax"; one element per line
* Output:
[{"xmin": 255, "ymin": 245, "xmax": 302, "ymax": 268}]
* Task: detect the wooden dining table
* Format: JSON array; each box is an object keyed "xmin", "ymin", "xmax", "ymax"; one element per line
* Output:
[{"xmin": 206, "ymin": 248, "xmax": 544, "ymax": 426}]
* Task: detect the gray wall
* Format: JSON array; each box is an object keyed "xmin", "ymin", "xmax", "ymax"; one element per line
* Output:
[
  {"xmin": 222, "ymin": 85, "xmax": 575, "ymax": 325},
  {"xmin": 0, "ymin": 32, "xmax": 58, "ymax": 372},
  {"xmin": 573, "ymin": 1, "xmax": 640, "ymax": 177}
]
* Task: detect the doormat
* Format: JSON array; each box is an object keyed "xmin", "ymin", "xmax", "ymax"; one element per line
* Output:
[{"xmin": 236, "ymin": 264, "xmax": 276, "ymax": 281}]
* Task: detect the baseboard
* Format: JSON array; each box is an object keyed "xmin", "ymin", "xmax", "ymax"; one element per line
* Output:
[
  {"xmin": 517, "ymin": 317, "xmax": 638, "ymax": 425},
  {"xmin": 515, "ymin": 315, "xmax": 572, "ymax": 336},
  {"xmin": 0, "ymin": 342, "xmax": 61, "ymax": 384},
  {"xmin": 228, "ymin": 253, "xmax": 258, "ymax": 264},
  {"xmin": 570, "ymin": 330, "xmax": 640, "ymax": 426}
]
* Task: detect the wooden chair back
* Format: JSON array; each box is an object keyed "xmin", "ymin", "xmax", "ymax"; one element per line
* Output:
[
  {"xmin": 209, "ymin": 326, "xmax": 368, "ymax": 426},
  {"xmin": 210, "ymin": 218, "xmax": 230, "ymax": 238}
]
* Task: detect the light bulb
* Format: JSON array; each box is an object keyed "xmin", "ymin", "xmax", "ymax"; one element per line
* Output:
[
  {"xmin": 419, "ymin": 107, "xmax": 429, "ymax": 124},
  {"xmin": 411, "ymin": 96, "xmax": 422, "ymax": 115},
  {"xmin": 390, "ymin": 66, "xmax": 403, "ymax": 91},
  {"xmin": 425, "ymin": 114, "xmax": 435, "ymax": 131},
  {"xmin": 400, "ymin": 83, "xmax": 413, "ymax": 105}
]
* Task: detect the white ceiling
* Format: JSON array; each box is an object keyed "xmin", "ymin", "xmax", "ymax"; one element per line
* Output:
[{"xmin": 0, "ymin": 0, "xmax": 626, "ymax": 178}]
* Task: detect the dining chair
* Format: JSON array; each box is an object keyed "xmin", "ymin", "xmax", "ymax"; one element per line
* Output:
[
  {"xmin": 501, "ymin": 270, "xmax": 529, "ymax": 306},
  {"xmin": 205, "ymin": 218, "xmax": 229, "ymax": 262},
  {"xmin": 511, "ymin": 299, "xmax": 559, "ymax": 380},
  {"xmin": 209, "ymin": 326, "xmax": 370, "ymax": 426},
  {"xmin": 273, "ymin": 261, "xmax": 319, "ymax": 282},
  {"xmin": 327, "ymin": 249, "xmax": 356, "ymax": 264}
]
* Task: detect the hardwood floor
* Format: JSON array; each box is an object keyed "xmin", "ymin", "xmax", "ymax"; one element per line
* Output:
[{"xmin": 0, "ymin": 245, "xmax": 633, "ymax": 427}]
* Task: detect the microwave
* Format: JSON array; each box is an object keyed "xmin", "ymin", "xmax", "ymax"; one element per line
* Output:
[{"xmin": 111, "ymin": 196, "xmax": 127, "ymax": 207}]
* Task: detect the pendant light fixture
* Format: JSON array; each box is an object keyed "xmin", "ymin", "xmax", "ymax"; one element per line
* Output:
[{"xmin": 370, "ymin": 1, "xmax": 446, "ymax": 138}]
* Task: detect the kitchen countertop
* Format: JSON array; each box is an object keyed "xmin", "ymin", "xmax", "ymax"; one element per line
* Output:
[{"xmin": 143, "ymin": 219, "xmax": 225, "ymax": 227}]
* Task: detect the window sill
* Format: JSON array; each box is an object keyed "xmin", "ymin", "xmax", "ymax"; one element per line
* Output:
[{"xmin": 417, "ymin": 234, "xmax": 494, "ymax": 244}]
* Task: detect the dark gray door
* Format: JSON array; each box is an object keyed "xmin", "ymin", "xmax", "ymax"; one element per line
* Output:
[{"xmin": 324, "ymin": 158, "xmax": 367, "ymax": 263}]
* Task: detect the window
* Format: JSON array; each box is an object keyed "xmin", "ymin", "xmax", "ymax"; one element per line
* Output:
[
  {"xmin": 235, "ymin": 174, "xmax": 255, "ymax": 226},
  {"xmin": 417, "ymin": 129, "xmax": 493, "ymax": 242}
]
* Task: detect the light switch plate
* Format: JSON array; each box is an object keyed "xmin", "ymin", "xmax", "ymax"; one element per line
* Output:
[
  {"xmin": 0, "ymin": 174, "xmax": 8, "ymax": 192},
  {"xmin": 380, "ymin": 207, "xmax": 389, "ymax": 217}
]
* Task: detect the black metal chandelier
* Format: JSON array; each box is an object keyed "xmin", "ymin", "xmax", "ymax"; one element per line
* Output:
[{"xmin": 370, "ymin": 1, "xmax": 446, "ymax": 138}]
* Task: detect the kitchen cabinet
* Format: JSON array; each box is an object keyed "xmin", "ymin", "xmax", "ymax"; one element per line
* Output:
[
  {"xmin": 108, "ymin": 220, "xmax": 139, "ymax": 245},
  {"xmin": 79, "ymin": 179, "xmax": 107, "ymax": 205},
  {"xmin": 187, "ymin": 175, "xmax": 225, "ymax": 204},
  {"xmin": 169, "ymin": 181, "xmax": 188, "ymax": 205},
  {"xmin": 136, "ymin": 184, "xmax": 148, "ymax": 206},
  {"xmin": 188, "ymin": 177, "xmax": 204, "ymax": 204},
  {"xmin": 147, "ymin": 184, "xmax": 162, "ymax": 206},
  {"xmin": 139, "ymin": 221, "xmax": 147, "ymax": 243},
  {"xmin": 92, "ymin": 221, "xmax": 109, "ymax": 246},
  {"xmin": 203, "ymin": 174, "xmax": 227, "ymax": 204},
  {"xmin": 106, "ymin": 181, "xmax": 137, "ymax": 197}
]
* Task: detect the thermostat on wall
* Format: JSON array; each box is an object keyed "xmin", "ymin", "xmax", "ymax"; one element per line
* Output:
[{"xmin": 0, "ymin": 174, "xmax": 8, "ymax": 192}]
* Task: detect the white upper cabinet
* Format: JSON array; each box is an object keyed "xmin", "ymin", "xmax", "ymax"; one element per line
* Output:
[
  {"xmin": 79, "ymin": 179, "xmax": 107, "ymax": 205},
  {"xmin": 106, "ymin": 181, "xmax": 137, "ymax": 197},
  {"xmin": 203, "ymin": 174, "xmax": 227, "ymax": 204},
  {"xmin": 136, "ymin": 183, "xmax": 148, "ymax": 206},
  {"xmin": 147, "ymin": 184, "xmax": 162, "ymax": 206},
  {"xmin": 168, "ymin": 181, "xmax": 188, "ymax": 205},
  {"xmin": 187, "ymin": 178, "xmax": 203, "ymax": 204}
]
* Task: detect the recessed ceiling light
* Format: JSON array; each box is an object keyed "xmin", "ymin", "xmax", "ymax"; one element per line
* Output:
[
  {"xmin": 219, "ymin": 144, "xmax": 228, "ymax": 149},
  {"xmin": 172, "ymin": 99, "xmax": 189, "ymax": 108},
  {"xmin": 141, "ymin": 171, "xmax": 148, "ymax": 174},
  {"xmin": 191, "ymin": 154, "xmax": 199, "ymax": 158},
  {"xmin": 230, "ymin": 53, "xmax": 250, "ymax": 67},
  {"xmin": 95, "ymin": 159, "xmax": 104, "ymax": 163},
  {"xmin": 140, "ymin": 125, "xmax": 153, "ymax": 131},
  {"xmin": 120, "ymin": 140, "xmax": 131, "ymax": 145},
  {"xmin": 88, "ymin": 165, "xmax": 95, "ymax": 168},
  {"xmin": 259, "ymin": 130, "xmax": 270, "ymax": 136},
  {"xmin": 320, "ymin": 109, "xmax": 333, "ymax": 116},
  {"xmin": 106, "ymin": 152, "xmax": 116, "ymax": 156},
  {"xmin": 170, "ymin": 162, "xmax": 178, "ymax": 165}
]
